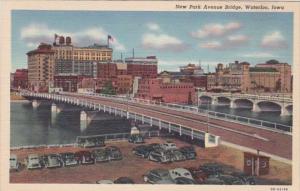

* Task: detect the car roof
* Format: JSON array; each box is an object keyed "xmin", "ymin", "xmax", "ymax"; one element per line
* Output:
[{"xmin": 170, "ymin": 168, "xmax": 191, "ymax": 173}]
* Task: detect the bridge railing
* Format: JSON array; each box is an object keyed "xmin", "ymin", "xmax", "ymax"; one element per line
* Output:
[
  {"xmin": 20, "ymin": 91, "xmax": 292, "ymax": 134},
  {"xmin": 198, "ymin": 92, "xmax": 293, "ymax": 103}
]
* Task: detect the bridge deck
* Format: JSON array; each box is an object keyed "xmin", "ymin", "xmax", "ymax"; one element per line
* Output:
[{"xmin": 72, "ymin": 94, "xmax": 292, "ymax": 160}]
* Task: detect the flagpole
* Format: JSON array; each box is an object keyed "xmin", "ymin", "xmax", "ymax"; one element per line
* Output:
[{"xmin": 107, "ymin": 36, "xmax": 109, "ymax": 48}]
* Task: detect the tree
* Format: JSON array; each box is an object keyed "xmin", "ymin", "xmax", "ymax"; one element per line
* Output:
[
  {"xmin": 101, "ymin": 80, "xmax": 116, "ymax": 95},
  {"xmin": 266, "ymin": 59, "xmax": 280, "ymax": 65}
]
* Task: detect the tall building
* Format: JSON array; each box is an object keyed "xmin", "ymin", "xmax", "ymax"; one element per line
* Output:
[
  {"xmin": 52, "ymin": 36, "xmax": 113, "ymax": 76},
  {"xmin": 27, "ymin": 43, "xmax": 55, "ymax": 92},
  {"xmin": 125, "ymin": 56, "xmax": 158, "ymax": 79}
]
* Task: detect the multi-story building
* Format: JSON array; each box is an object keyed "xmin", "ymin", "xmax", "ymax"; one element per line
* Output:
[
  {"xmin": 13, "ymin": 69, "xmax": 28, "ymax": 89},
  {"xmin": 116, "ymin": 75, "xmax": 133, "ymax": 94},
  {"xmin": 207, "ymin": 61, "xmax": 250, "ymax": 92},
  {"xmin": 249, "ymin": 67, "xmax": 281, "ymax": 93},
  {"xmin": 136, "ymin": 78, "xmax": 195, "ymax": 104},
  {"xmin": 27, "ymin": 43, "xmax": 55, "ymax": 92},
  {"xmin": 255, "ymin": 60, "xmax": 292, "ymax": 93},
  {"xmin": 180, "ymin": 63, "xmax": 204, "ymax": 75},
  {"xmin": 52, "ymin": 36, "xmax": 113, "ymax": 77},
  {"xmin": 125, "ymin": 56, "xmax": 158, "ymax": 79}
]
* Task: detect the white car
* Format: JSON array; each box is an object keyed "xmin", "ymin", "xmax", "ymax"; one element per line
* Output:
[
  {"xmin": 169, "ymin": 168, "xmax": 194, "ymax": 181},
  {"xmin": 42, "ymin": 154, "xmax": 62, "ymax": 168},
  {"xmin": 26, "ymin": 154, "xmax": 42, "ymax": 169},
  {"xmin": 161, "ymin": 142, "xmax": 177, "ymax": 150},
  {"xmin": 10, "ymin": 154, "xmax": 20, "ymax": 171}
]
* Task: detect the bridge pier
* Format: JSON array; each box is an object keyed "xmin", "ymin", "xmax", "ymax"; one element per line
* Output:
[
  {"xmin": 252, "ymin": 103, "xmax": 261, "ymax": 112},
  {"xmin": 230, "ymin": 100, "xmax": 236, "ymax": 109},
  {"xmin": 80, "ymin": 111, "xmax": 92, "ymax": 132},
  {"xmin": 32, "ymin": 100, "xmax": 40, "ymax": 108},
  {"xmin": 281, "ymin": 106, "xmax": 291, "ymax": 116},
  {"xmin": 211, "ymin": 97, "xmax": 218, "ymax": 105}
]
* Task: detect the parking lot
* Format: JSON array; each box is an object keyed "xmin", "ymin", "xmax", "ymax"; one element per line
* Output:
[{"xmin": 10, "ymin": 137, "xmax": 291, "ymax": 184}]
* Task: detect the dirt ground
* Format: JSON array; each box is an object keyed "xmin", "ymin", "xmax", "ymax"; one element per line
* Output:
[{"xmin": 10, "ymin": 137, "xmax": 291, "ymax": 184}]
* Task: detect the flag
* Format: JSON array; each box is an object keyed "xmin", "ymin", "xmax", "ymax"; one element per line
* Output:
[{"xmin": 108, "ymin": 35, "xmax": 114, "ymax": 42}]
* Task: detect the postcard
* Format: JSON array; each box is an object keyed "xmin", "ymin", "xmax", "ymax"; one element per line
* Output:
[{"xmin": 0, "ymin": 1, "xmax": 299, "ymax": 191}]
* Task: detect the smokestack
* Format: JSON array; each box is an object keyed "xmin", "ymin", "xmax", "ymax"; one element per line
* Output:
[{"xmin": 132, "ymin": 48, "xmax": 135, "ymax": 58}]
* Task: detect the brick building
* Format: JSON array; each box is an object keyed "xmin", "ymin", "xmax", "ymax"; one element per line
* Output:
[
  {"xmin": 54, "ymin": 74, "xmax": 86, "ymax": 92},
  {"xmin": 13, "ymin": 69, "xmax": 28, "ymax": 89},
  {"xmin": 136, "ymin": 78, "xmax": 195, "ymax": 104},
  {"xmin": 125, "ymin": 56, "xmax": 158, "ymax": 79},
  {"xmin": 27, "ymin": 43, "xmax": 55, "ymax": 92}
]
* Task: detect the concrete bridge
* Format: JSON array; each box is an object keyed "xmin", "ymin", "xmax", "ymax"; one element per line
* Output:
[
  {"xmin": 198, "ymin": 92, "xmax": 293, "ymax": 116},
  {"xmin": 19, "ymin": 91, "xmax": 292, "ymax": 163}
]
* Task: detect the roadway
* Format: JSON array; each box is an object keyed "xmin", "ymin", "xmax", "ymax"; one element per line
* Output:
[{"xmin": 68, "ymin": 94, "xmax": 292, "ymax": 160}]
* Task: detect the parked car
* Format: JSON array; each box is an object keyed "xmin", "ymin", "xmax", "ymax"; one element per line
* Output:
[
  {"xmin": 92, "ymin": 148, "xmax": 110, "ymax": 162},
  {"xmin": 218, "ymin": 174, "xmax": 244, "ymax": 185},
  {"xmin": 199, "ymin": 163, "xmax": 223, "ymax": 176},
  {"xmin": 96, "ymin": 180, "xmax": 114, "ymax": 184},
  {"xmin": 10, "ymin": 154, "xmax": 20, "ymax": 171},
  {"xmin": 174, "ymin": 177, "xmax": 197, "ymax": 184},
  {"xmin": 160, "ymin": 142, "xmax": 177, "ymax": 150},
  {"xmin": 143, "ymin": 168, "xmax": 174, "ymax": 184},
  {"xmin": 105, "ymin": 146, "xmax": 122, "ymax": 161},
  {"xmin": 148, "ymin": 149, "xmax": 172, "ymax": 163},
  {"xmin": 114, "ymin": 177, "xmax": 134, "ymax": 184},
  {"xmin": 132, "ymin": 145, "xmax": 153, "ymax": 158},
  {"xmin": 128, "ymin": 134, "xmax": 145, "ymax": 144},
  {"xmin": 186, "ymin": 167, "xmax": 209, "ymax": 184},
  {"xmin": 41, "ymin": 154, "xmax": 62, "ymax": 168},
  {"xmin": 230, "ymin": 172, "xmax": 256, "ymax": 185},
  {"xmin": 77, "ymin": 137, "xmax": 105, "ymax": 148},
  {"xmin": 179, "ymin": 146, "xmax": 197, "ymax": 160},
  {"xmin": 202, "ymin": 177, "xmax": 225, "ymax": 185},
  {"xmin": 170, "ymin": 149, "xmax": 186, "ymax": 162},
  {"xmin": 148, "ymin": 143, "xmax": 161, "ymax": 150},
  {"xmin": 26, "ymin": 154, "xmax": 42, "ymax": 169},
  {"xmin": 60, "ymin": 152, "xmax": 78, "ymax": 167},
  {"xmin": 74, "ymin": 151, "xmax": 95, "ymax": 164},
  {"xmin": 169, "ymin": 168, "xmax": 194, "ymax": 180}
]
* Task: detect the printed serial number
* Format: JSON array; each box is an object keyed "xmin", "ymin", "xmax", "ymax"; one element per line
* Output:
[{"xmin": 270, "ymin": 188, "xmax": 288, "ymax": 191}]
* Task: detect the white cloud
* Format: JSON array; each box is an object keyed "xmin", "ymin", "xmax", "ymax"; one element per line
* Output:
[
  {"xmin": 199, "ymin": 41, "xmax": 222, "ymax": 50},
  {"xmin": 141, "ymin": 33, "xmax": 187, "ymax": 52},
  {"xmin": 261, "ymin": 31, "xmax": 287, "ymax": 49},
  {"xmin": 242, "ymin": 52, "xmax": 277, "ymax": 58},
  {"xmin": 226, "ymin": 34, "xmax": 249, "ymax": 45},
  {"xmin": 146, "ymin": 22, "xmax": 160, "ymax": 31},
  {"xmin": 191, "ymin": 22, "xmax": 242, "ymax": 39},
  {"xmin": 20, "ymin": 23, "xmax": 126, "ymax": 51}
]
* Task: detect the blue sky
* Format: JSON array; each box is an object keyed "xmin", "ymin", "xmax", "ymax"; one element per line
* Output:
[{"xmin": 12, "ymin": 10, "xmax": 293, "ymax": 72}]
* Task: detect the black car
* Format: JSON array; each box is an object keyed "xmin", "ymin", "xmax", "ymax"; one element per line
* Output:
[
  {"xmin": 114, "ymin": 177, "xmax": 134, "ymax": 184},
  {"xmin": 105, "ymin": 146, "xmax": 122, "ymax": 161},
  {"xmin": 199, "ymin": 163, "xmax": 223, "ymax": 176},
  {"xmin": 148, "ymin": 143, "xmax": 161, "ymax": 150},
  {"xmin": 230, "ymin": 172, "xmax": 256, "ymax": 185},
  {"xmin": 179, "ymin": 146, "xmax": 197, "ymax": 160},
  {"xmin": 132, "ymin": 145, "xmax": 153, "ymax": 158},
  {"xmin": 128, "ymin": 134, "xmax": 145, "ymax": 144}
]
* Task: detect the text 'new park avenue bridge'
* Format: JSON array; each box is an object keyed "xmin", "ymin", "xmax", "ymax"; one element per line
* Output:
[{"xmin": 20, "ymin": 90, "xmax": 292, "ymax": 164}]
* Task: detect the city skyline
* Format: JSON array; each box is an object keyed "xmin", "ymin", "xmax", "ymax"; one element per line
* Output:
[{"xmin": 12, "ymin": 10, "xmax": 293, "ymax": 72}]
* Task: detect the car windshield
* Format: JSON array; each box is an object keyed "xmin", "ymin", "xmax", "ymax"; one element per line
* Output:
[{"xmin": 10, "ymin": 158, "xmax": 16, "ymax": 161}]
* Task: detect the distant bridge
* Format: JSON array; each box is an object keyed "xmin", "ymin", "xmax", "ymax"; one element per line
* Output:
[
  {"xmin": 18, "ymin": 90, "xmax": 292, "ymax": 163},
  {"xmin": 198, "ymin": 92, "xmax": 293, "ymax": 116}
]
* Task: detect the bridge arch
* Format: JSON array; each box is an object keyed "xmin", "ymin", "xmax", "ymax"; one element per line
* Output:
[
  {"xmin": 217, "ymin": 96, "xmax": 231, "ymax": 105},
  {"xmin": 199, "ymin": 95, "xmax": 213, "ymax": 104},
  {"xmin": 232, "ymin": 99, "xmax": 254, "ymax": 109},
  {"xmin": 255, "ymin": 101, "xmax": 281, "ymax": 112}
]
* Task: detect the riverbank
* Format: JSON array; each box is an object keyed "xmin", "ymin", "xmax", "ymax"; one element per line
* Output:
[
  {"xmin": 10, "ymin": 93, "xmax": 27, "ymax": 101},
  {"xmin": 10, "ymin": 137, "xmax": 291, "ymax": 184}
]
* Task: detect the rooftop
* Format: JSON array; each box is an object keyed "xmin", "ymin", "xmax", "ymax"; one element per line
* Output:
[{"xmin": 249, "ymin": 67, "xmax": 278, "ymax": 72}]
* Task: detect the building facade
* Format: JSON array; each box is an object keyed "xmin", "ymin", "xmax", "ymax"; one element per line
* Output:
[
  {"xmin": 27, "ymin": 43, "xmax": 55, "ymax": 92},
  {"xmin": 12, "ymin": 69, "xmax": 28, "ymax": 89},
  {"xmin": 53, "ymin": 74, "xmax": 86, "ymax": 92},
  {"xmin": 136, "ymin": 78, "xmax": 195, "ymax": 104},
  {"xmin": 125, "ymin": 56, "xmax": 158, "ymax": 79},
  {"xmin": 207, "ymin": 61, "xmax": 250, "ymax": 92}
]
